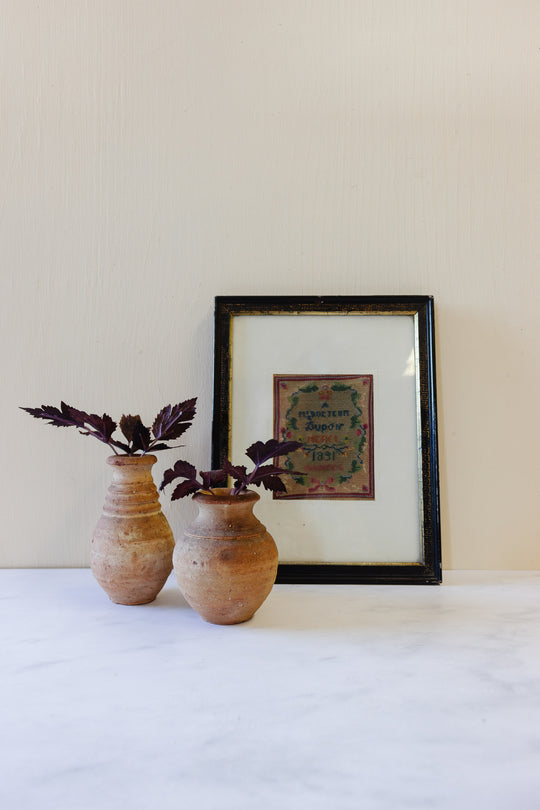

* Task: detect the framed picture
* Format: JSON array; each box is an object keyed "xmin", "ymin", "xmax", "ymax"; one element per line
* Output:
[{"xmin": 212, "ymin": 296, "xmax": 441, "ymax": 584}]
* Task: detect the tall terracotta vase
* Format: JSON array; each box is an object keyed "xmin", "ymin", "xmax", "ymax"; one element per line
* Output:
[
  {"xmin": 91, "ymin": 455, "xmax": 174, "ymax": 605},
  {"xmin": 174, "ymin": 488, "xmax": 278, "ymax": 624}
]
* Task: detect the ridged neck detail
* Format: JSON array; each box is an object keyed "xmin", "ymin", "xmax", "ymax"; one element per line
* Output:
[{"xmin": 102, "ymin": 455, "xmax": 161, "ymax": 518}]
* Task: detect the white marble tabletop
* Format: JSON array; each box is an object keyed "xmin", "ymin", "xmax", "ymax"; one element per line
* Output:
[{"xmin": 1, "ymin": 570, "xmax": 540, "ymax": 810}]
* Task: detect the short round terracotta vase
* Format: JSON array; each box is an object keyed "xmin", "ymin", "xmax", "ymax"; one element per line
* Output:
[
  {"xmin": 174, "ymin": 488, "xmax": 278, "ymax": 624},
  {"xmin": 90, "ymin": 455, "xmax": 174, "ymax": 605}
]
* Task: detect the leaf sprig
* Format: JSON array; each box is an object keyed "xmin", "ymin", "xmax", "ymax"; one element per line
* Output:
[
  {"xmin": 160, "ymin": 438, "xmax": 303, "ymax": 500},
  {"xmin": 20, "ymin": 398, "xmax": 197, "ymax": 456}
]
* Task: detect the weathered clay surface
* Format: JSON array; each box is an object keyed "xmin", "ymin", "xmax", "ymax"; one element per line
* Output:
[
  {"xmin": 174, "ymin": 488, "xmax": 278, "ymax": 624},
  {"xmin": 91, "ymin": 455, "xmax": 174, "ymax": 605}
]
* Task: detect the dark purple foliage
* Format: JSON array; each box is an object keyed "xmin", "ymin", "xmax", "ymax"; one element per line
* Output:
[
  {"xmin": 200, "ymin": 470, "xmax": 227, "ymax": 490},
  {"xmin": 160, "ymin": 460, "xmax": 199, "ymax": 491},
  {"xmin": 160, "ymin": 438, "xmax": 303, "ymax": 500},
  {"xmin": 152, "ymin": 399, "xmax": 197, "ymax": 442},
  {"xmin": 20, "ymin": 398, "xmax": 197, "ymax": 456},
  {"xmin": 245, "ymin": 439, "xmax": 302, "ymax": 466}
]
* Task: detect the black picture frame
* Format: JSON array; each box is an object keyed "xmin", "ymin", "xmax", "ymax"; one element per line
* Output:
[{"xmin": 212, "ymin": 295, "xmax": 441, "ymax": 585}]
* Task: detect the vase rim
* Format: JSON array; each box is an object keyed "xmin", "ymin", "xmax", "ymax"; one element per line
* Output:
[
  {"xmin": 193, "ymin": 487, "xmax": 260, "ymax": 504},
  {"xmin": 106, "ymin": 454, "xmax": 157, "ymax": 466}
]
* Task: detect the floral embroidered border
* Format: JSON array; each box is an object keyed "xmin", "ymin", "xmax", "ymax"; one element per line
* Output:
[{"xmin": 273, "ymin": 374, "xmax": 374, "ymax": 500}]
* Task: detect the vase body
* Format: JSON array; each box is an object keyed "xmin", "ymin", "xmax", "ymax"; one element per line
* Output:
[
  {"xmin": 174, "ymin": 488, "xmax": 278, "ymax": 624},
  {"xmin": 91, "ymin": 455, "xmax": 174, "ymax": 605}
]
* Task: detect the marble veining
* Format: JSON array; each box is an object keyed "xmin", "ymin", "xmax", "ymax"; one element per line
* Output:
[{"xmin": 1, "ymin": 570, "xmax": 539, "ymax": 810}]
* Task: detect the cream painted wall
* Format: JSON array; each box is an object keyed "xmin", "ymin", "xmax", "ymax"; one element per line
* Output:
[{"xmin": 1, "ymin": 1, "xmax": 539, "ymax": 569}]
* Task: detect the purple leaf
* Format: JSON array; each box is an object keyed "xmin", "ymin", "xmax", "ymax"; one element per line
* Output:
[
  {"xmin": 160, "ymin": 460, "xmax": 198, "ymax": 491},
  {"xmin": 119, "ymin": 414, "xmax": 141, "ymax": 443},
  {"xmin": 171, "ymin": 479, "xmax": 202, "ymax": 500},
  {"xmin": 249, "ymin": 464, "xmax": 290, "ymax": 483},
  {"xmin": 110, "ymin": 440, "xmax": 132, "ymax": 454},
  {"xmin": 261, "ymin": 476, "xmax": 288, "ymax": 493},
  {"xmin": 62, "ymin": 402, "xmax": 91, "ymax": 428},
  {"xmin": 21, "ymin": 404, "xmax": 83, "ymax": 428},
  {"xmin": 222, "ymin": 460, "xmax": 248, "ymax": 484},
  {"xmin": 21, "ymin": 402, "xmax": 123, "ymax": 450},
  {"xmin": 130, "ymin": 419, "xmax": 151, "ymax": 453},
  {"xmin": 80, "ymin": 412, "xmax": 117, "ymax": 443},
  {"xmin": 244, "ymin": 440, "xmax": 278, "ymax": 465},
  {"xmin": 152, "ymin": 398, "xmax": 197, "ymax": 442},
  {"xmin": 201, "ymin": 470, "xmax": 226, "ymax": 490},
  {"xmin": 147, "ymin": 442, "xmax": 169, "ymax": 453},
  {"xmin": 245, "ymin": 439, "xmax": 302, "ymax": 465}
]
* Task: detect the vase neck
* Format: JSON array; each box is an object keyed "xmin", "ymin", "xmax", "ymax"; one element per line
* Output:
[
  {"xmin": 192, "ymin": 491, "xmax": 263, "ymax": 538},
  {"xmin": 103, "ymin": 456, "xmax": 162, "ymax": 518}
]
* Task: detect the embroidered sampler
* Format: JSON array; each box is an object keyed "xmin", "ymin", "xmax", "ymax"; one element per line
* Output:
[{"xmin": 273, "ymin": 374, "xmax": 374, "ymax": 500}]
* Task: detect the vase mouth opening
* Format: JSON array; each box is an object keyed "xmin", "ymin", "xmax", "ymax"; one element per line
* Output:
[
  {"xmin": 194, "ymin": 487, "xmax": 259, "ymax": 503},
  {"xmin": 106, "ymin": 454, "xmax": 157, "ymax": 466}
]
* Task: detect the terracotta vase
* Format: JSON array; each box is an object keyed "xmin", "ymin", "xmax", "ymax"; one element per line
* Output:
[
  {"xmin": 90, "ymin": 455, "xmax": 174, "ymax": 605},
  {"xmin": 174, "ymin": 488, "xmax": 278, "ymax": 624}
]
